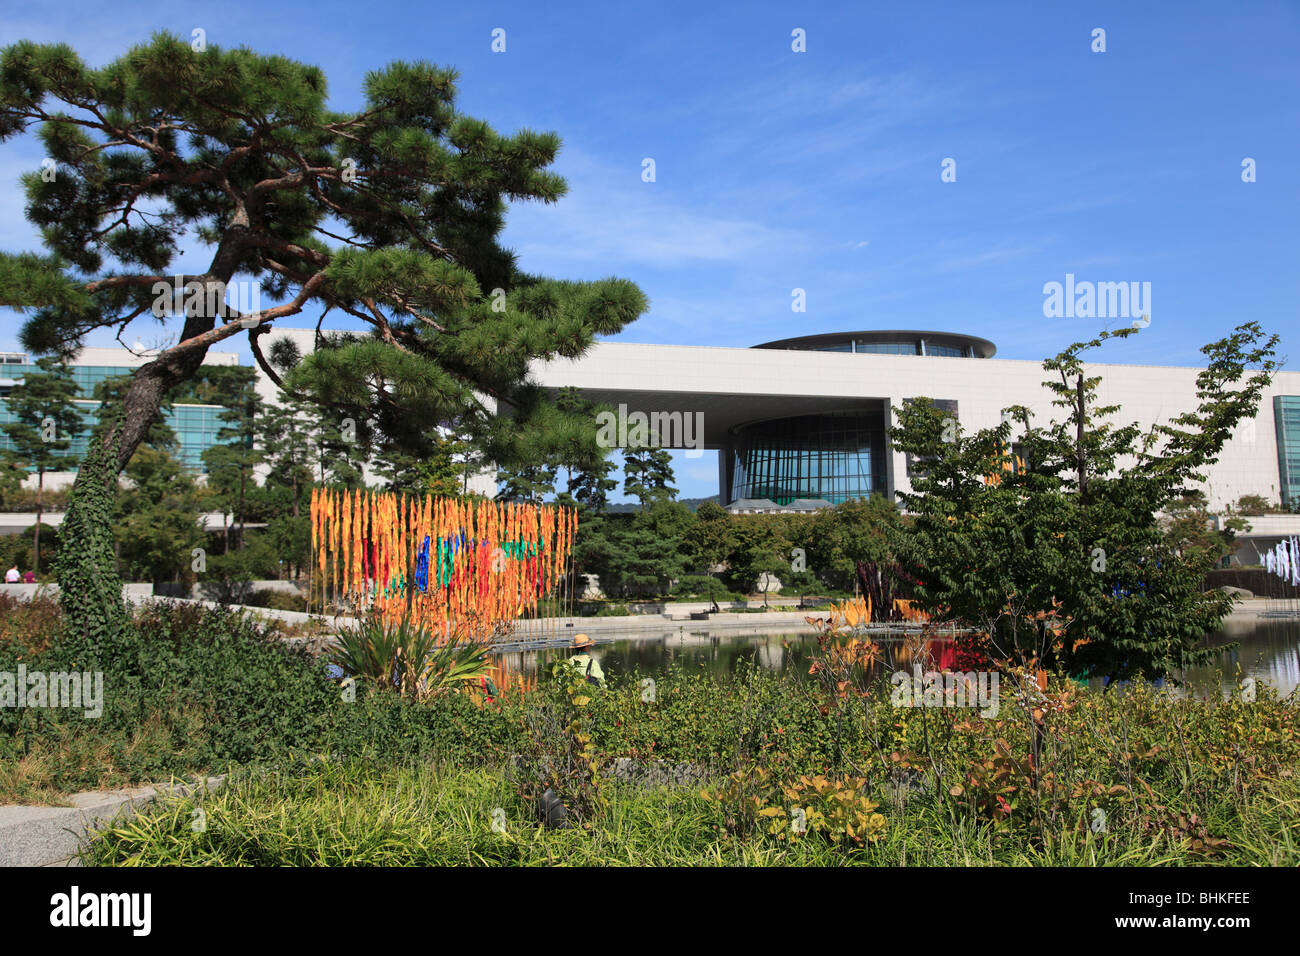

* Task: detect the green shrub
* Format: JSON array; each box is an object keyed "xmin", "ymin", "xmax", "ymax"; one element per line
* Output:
[
  {"xmin": 245, "ymin": 588, "xmax": 308, "ymax": 612},
  {"xmin": 0, "ymin": 601, "xmax": 519, "ymax": 797},
  {"xmin": 672, "ymin": 575, "xmax": 739, "ymax": 602}
]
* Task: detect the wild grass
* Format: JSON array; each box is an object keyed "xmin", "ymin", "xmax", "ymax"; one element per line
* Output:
[
  {"xmin": 83, "ymin": 758, "xmax": 1300, "ymax": 867},
  {"xmin": 8, "ymin": 600, "xmax": 1300, "ymax": 864}
]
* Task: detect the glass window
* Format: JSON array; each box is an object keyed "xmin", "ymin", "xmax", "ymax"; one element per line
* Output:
[
  {"xmin": 0, "ymin": 359, "xmax": 227, "ymax": 475},
  {"xmin": 1276, "ymin": 396, "xmax": 1300, "ymax": 509},
  {"xmin": 730, "ymin": 411, "xmax": 887, "ymax": 505},
  {"xmin": 855, "ymin": 341, "xmax": 917, "ymax": 355}
]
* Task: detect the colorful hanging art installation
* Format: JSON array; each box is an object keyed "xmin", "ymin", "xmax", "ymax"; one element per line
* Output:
[
  {"xmin": 1265, "ymin": 536, "xmax": 1300, "ymax": 587},
  {"xmin": 310, "ymin": 486, "xmax": 578, "ymax": 643}
]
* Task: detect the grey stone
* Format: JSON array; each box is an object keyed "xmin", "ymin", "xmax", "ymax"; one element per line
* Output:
[
  {"xmin": 537, "ymin": 788, "xmax": 570, "ymax": 829},
  {"xmin": 0, "ymin": 776, "xmax": 224, "ymax": 867},
  {"xmin": 1218, "ymin": 585, "xmax": 1254, "ymax": 598}
]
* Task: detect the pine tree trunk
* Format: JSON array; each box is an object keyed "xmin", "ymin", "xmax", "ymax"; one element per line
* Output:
[{"xmin": 54, "ymin": 437, "xmax": 128, "ymax": 653}]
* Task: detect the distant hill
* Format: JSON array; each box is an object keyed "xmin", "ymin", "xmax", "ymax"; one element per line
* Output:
[{"xmin": 604, "ymin": 495, "xmax": 720, "ymax": 514}]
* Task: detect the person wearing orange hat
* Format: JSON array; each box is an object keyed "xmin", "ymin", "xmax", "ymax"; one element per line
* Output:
[{"xmin": 568, "ymin": 633, "xmax": 605, "ymax": 687}]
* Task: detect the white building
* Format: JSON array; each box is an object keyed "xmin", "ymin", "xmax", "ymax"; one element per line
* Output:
[
  {"xmin": 528, "ymin": 330, "xmax": 1300, "ymax": 513},
  {"xmin": 0, "ymin": 345, "xmax": 238, "ymax": 491},
  {"xmin": 8, "ymin": 327, "xmax": 1298, "ymax": 515}
]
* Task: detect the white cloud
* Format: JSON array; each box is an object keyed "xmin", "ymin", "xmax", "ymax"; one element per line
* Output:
[{"xmin": 506, "ymin": 149, "xmax": 803, "ymax": 268}]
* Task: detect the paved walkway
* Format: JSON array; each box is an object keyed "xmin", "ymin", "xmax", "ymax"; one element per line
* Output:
[{"xmin": 0, "ymin": 777, "xmax": 224, "ymax": 867}]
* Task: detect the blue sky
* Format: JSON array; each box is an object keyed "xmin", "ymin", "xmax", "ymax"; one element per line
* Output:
[{"xmin": 1, "ymin": 1, "xmax": 1297, "ymax": 499}]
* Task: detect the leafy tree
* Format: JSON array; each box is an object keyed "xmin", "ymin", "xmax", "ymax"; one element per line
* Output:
[
  {"xmin": 783, "ymin": 567, "xmax": 822, "ymax": 607},
  {"xmin": 115, "ymin": 445, "xmax": 205, "ymax": 588},
  {"xmin": 0, "ymin": 356, "xmax": 82, "ymax": 573},
  {"xmin": 1232, "ymin": 493, "xmax": 1273, "ymax": 515},
  {"xmin": 806, "ymin": 495, "xmax": 900, "ymax": 591},
  {"xmin": 889, "ymin": 323, "xmax": 1279, "ymax": 684},
  {"xmin": 204, "ymin": 530, "xmax": 280, "ymax": 602},
  {"xmin": 1164, "ymin": 492, "xmax": 1244, "ymax": 568},
  {"xmin": 0, "ymin": 521, "xmax": 59, "ymax": 578},
  {"xmin": 695, "ymin": 500, "xmax": 726, "ymax": 520},
  {"xmin": 725, "ymin": 513, "xmax": 803, "ymax": 589},
  {"xmin": 732, "ymin": 541, "xmax": 790, "ymax": 607},
  {"xmin": 265, "ymin": 514, "xmax": 311, "ymax": 580},
  {"xmin": 0, "ymin": 34, "xmax": 645, "ymax": 639},
  {"xmin": 683, "ymin": 499, "xmax": 734, "ymax": 592}
]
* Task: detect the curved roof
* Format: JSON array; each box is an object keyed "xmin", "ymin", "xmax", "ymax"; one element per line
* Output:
[{"xmin": 752, "ymin": 330, "xmax": 996, "ymax": 358}]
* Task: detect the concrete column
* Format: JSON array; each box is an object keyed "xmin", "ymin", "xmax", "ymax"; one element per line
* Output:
[{"xmin": 884, "ymin": 399, "xmax": 904, "ymax": 499}]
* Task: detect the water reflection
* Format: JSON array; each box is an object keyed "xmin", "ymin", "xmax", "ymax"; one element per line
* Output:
[
  {"xmin": 1181, "ymin": 617, "xmax": 1300, "ymax": 699},
  {"xmin": 494, "ymin": 619, "xmax": 1300, "ymax": 700}
]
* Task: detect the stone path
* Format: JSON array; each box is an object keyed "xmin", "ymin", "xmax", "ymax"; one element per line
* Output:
[{"xmin": 0, "ymin": 776, "xmax": 224, "ymax": 867}]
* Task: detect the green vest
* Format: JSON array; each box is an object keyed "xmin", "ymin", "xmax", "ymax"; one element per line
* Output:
[{"xmin": 571, "ymin": 653, "xmax": 605, "ymax": 685}]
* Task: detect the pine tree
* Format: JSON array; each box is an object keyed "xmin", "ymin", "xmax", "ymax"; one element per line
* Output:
[
  {"xmin": 200, "ymin": 367, "xmax": 263, "ymax": 550},
  {"xmin": 0, "ymin": 460, "xmax": 22, "ymax": 509},
  {"xmin": 641, "ymin": 448, "xmax": 679, "ymax": 504},
  {"xmin": 374, "ymin": 420, "xmax": 478, "ymax": 498},
  {"xmin": 622, "ymin": 449, "xmax": 648, "ymax": 509},
  {"xmin": 90, "ymin": 374, "xmax": 178, "ymax": 453},
  {"xmin": 623, "ymin": 447, "xmax": 677, "ymax": 509},
  {"xmin": 314, "ymin": 413, "xmax": 369, "ymax": 490},
  {"xmin": 0, "ymin": 356, "xmax": 83, "ymax": 573},
  {"xmin": 569, "ymin": 453, "xmax": 618, "ymax": 513},
  {"xmin": 0, "ymin": 35, "xmax": 646, "ymax": 632},
  {"xmin": 260, "ymin": 394, "xmax": 316, "ymax": 519},
  {"xmin": 496, "ymin": 461, "xmax": 557, "ymax": 504}
]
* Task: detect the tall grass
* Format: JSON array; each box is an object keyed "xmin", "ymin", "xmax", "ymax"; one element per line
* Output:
[{"xmin": 83, "ymin": 759, "xmax": 1300, "ymax": 867}]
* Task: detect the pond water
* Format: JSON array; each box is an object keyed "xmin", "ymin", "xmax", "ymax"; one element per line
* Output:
[{"xmin": 492, "ymin": 615, "xmax": 1300, "ymax": 700}]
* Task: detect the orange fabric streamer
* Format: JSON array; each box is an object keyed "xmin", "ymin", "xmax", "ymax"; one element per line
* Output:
[{"xmin": 310, "ymin": 485, "xmax": 576, "ymax": 644}]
